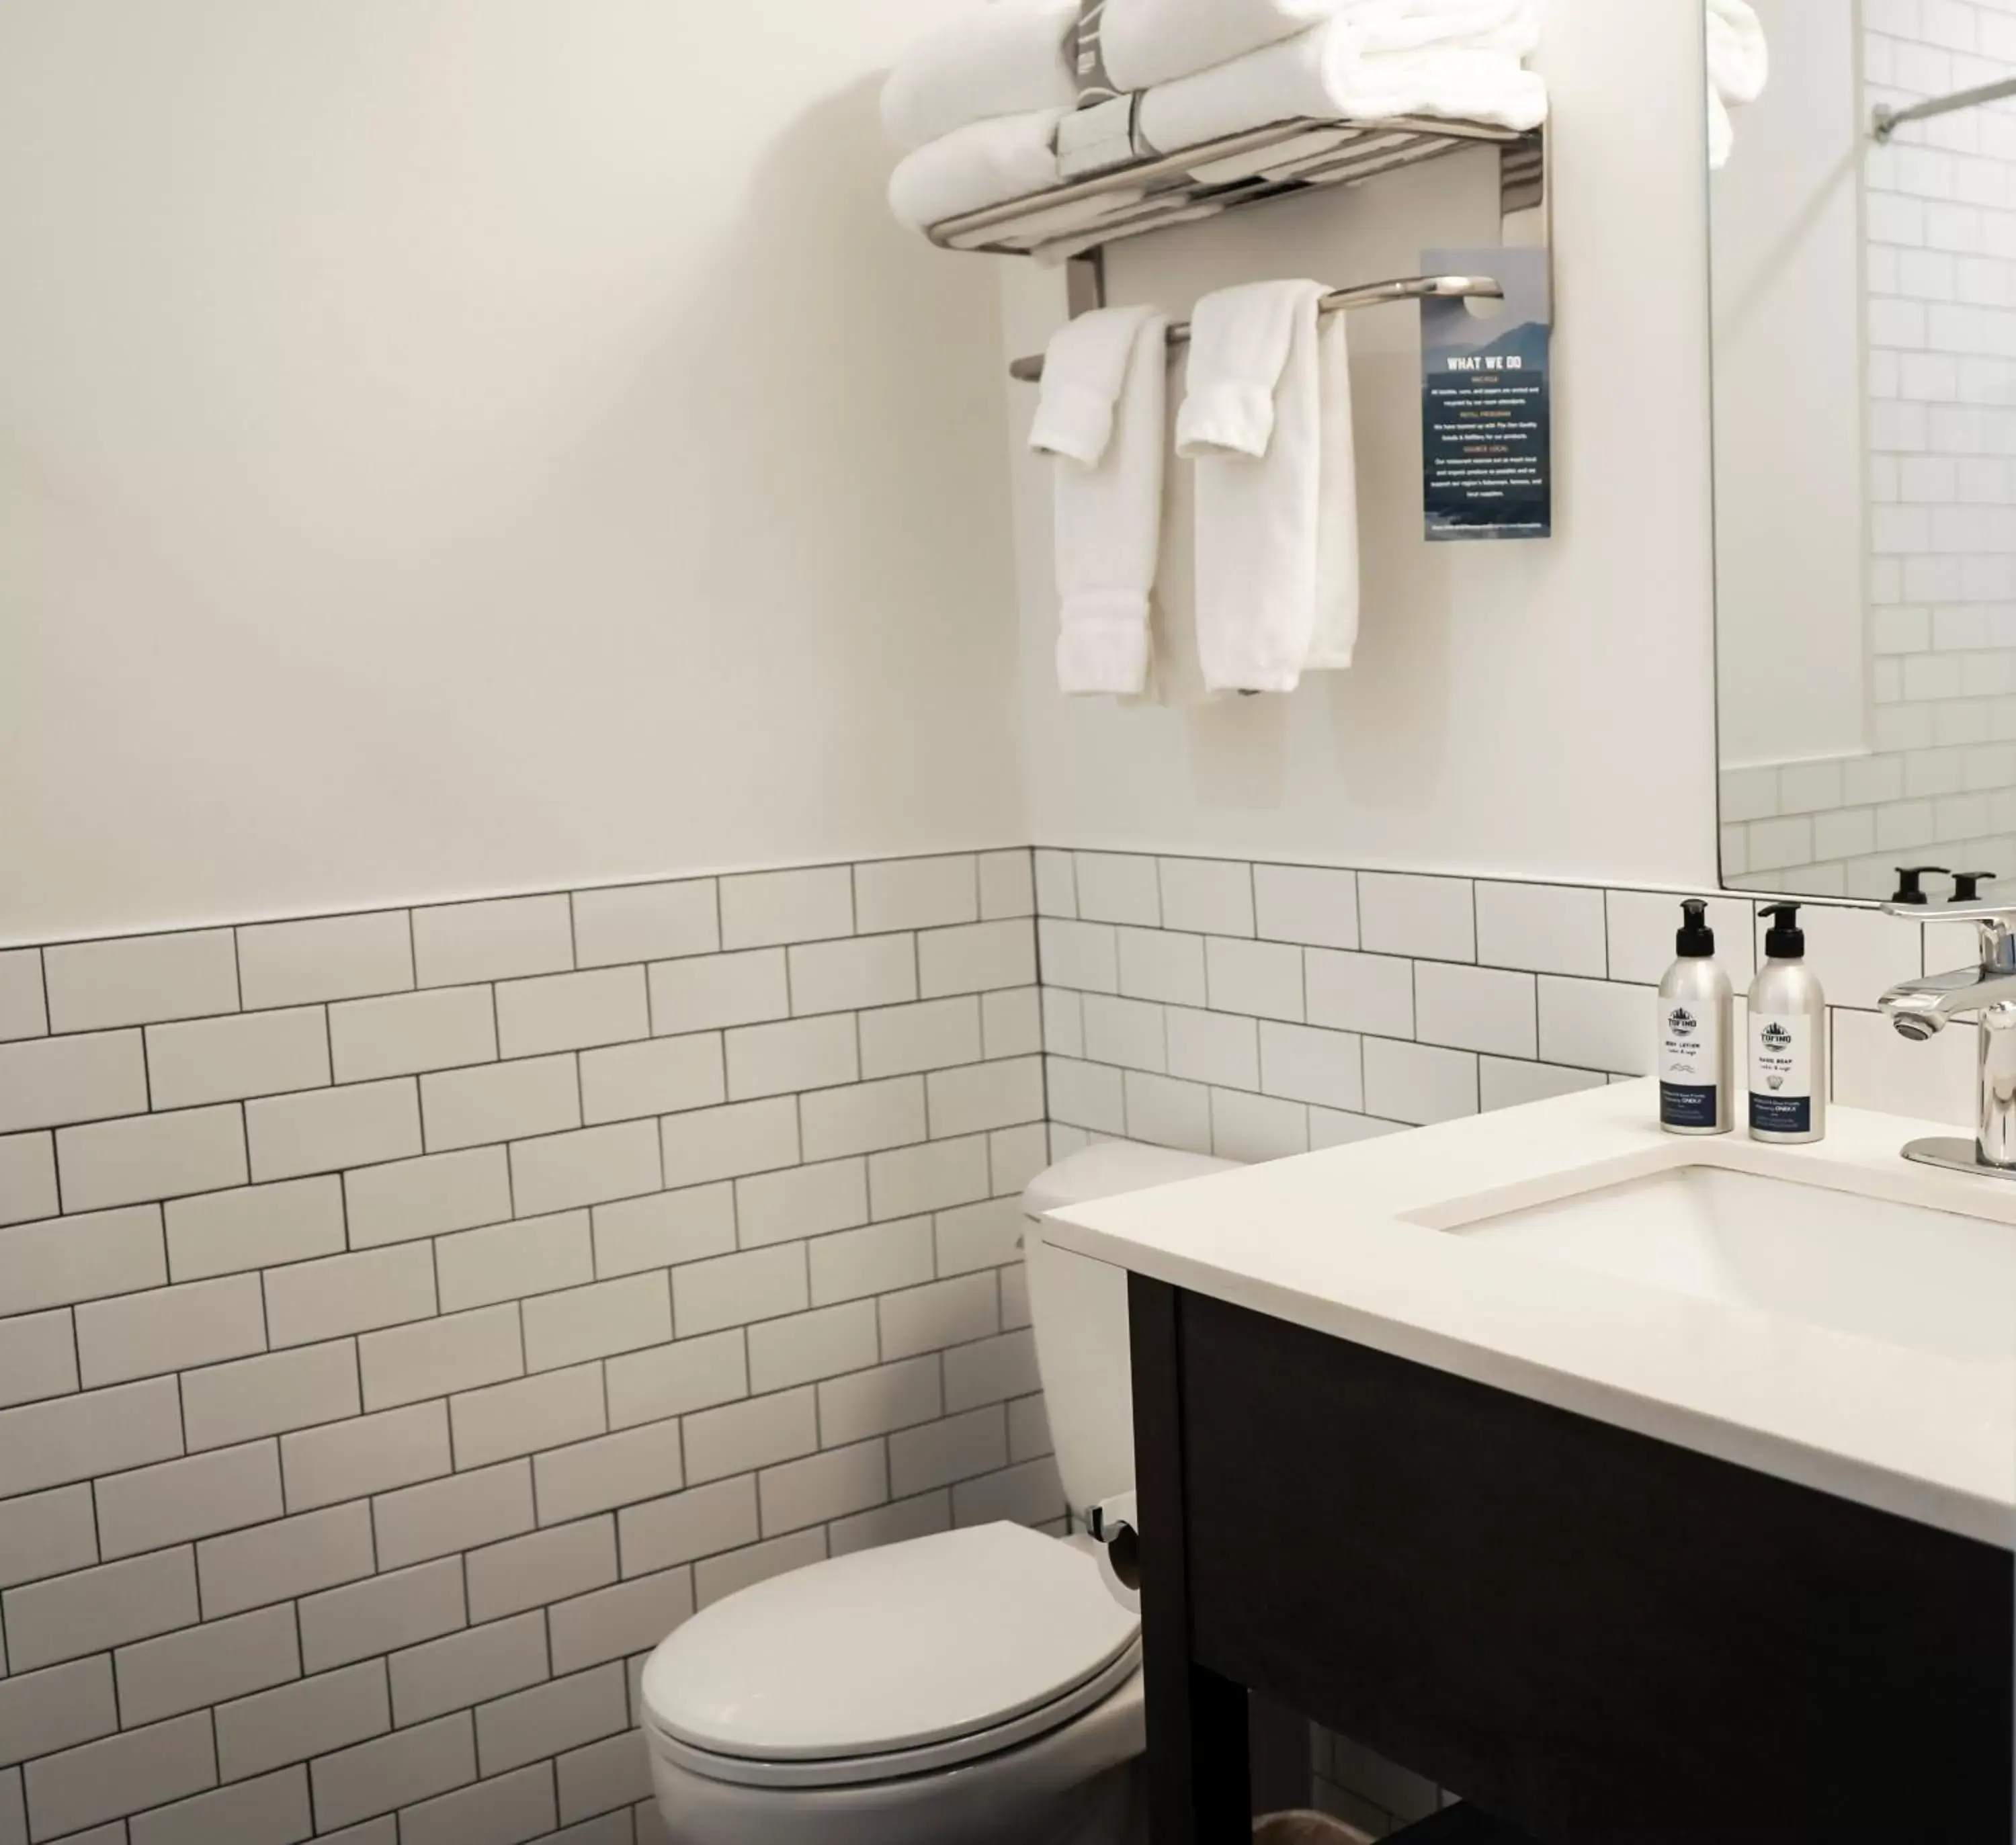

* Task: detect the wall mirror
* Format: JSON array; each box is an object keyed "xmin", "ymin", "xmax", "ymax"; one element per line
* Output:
[{"xmin": 1712, "ymin": 1, "xmax": 2016, "ymax": 902}]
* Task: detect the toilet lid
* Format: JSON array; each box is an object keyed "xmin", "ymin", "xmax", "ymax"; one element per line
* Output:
[{"xmin": 640, "ymin": 1523, "xmax": 1140, "ymax": 1768}]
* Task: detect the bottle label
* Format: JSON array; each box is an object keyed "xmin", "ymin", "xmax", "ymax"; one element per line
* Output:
[
  {"xmin": 1658, "ymin": 997, "xmax": 1720, "ymax": 1129},
  {"xmin": 1749, "ymin": 1013, "xmax": 1812, "ymax": 1134}
]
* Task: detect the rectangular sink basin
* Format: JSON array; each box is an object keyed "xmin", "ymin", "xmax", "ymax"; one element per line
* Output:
[{"xmin": 1450, "ymin": 1166, "xmax": 2016, "ymax": 1366}]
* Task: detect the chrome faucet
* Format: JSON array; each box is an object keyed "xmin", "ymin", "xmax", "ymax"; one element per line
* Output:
[{"xmin": 1878, "ymin": 885, "xmax": 2016, "ymax": 1175}]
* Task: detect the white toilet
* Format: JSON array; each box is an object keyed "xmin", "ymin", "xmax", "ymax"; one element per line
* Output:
[{"xmin": 638, "ymin": 1144, "xmax": 1234, "ymax": 1845}]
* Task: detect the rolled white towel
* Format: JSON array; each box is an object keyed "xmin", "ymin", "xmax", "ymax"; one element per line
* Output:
[
  {"xmin": 1103, "ymin": 0, "xmax": 1540, "ymax": 95},
  {"xmin": 887, "ymin": 110, "xmax": 1064, "ymax": 231},
  {"xmin": 1705, "ymin": 0, "xmax": 1767, "ymax": 169},
  {"xmin": 880, "ymin": 0, "xmax": 1081, "ymax": 151},
  {"xmin": 1138, "ymin": 29, "xmax": 1546, "ymax": 156}
]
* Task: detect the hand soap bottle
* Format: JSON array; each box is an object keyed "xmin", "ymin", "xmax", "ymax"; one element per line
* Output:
[
  {"xmin": 1747, "ymin": 903, "xmax": 1825, "ymax": 1143},
  {"xmin": 1658, "ymin": 900, "xmax": 1732, "ymax": 1135}
]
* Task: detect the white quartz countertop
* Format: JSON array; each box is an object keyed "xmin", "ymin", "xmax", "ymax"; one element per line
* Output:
[{"xmin": 1044, "ymin": 1082, "xmax": 2016, "ymax": 1548}]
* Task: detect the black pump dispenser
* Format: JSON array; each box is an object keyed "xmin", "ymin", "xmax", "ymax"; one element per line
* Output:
[
  {"xmin": 1892, "ymin": 865, "xmax": 1949, "ymax": 905},
  {"xmin": 1953, "ymin": 871, "xmax": 1997, "ymax": 902},
  {"xmin": 1675, "ymin": 899, "xmax": 1715, "ymax": 958},
  {"xmin": 1762, "ymin": 903, "xmax": 1805, "ymax": 959}
]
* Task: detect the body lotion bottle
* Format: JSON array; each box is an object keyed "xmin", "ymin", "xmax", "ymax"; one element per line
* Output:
[
  {"xmin": 1658, "ymin": 900, "xmax": 1732, "ymax": 1135},
  {"xmin": 1748, "ymin": 903, "xmax": 1826, "ymax": 1143}
]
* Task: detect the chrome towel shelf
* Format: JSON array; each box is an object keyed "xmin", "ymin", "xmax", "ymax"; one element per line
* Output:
[{"xmin": 1007, "ymin": 273, "xmax": 1504, "ymax": 382}]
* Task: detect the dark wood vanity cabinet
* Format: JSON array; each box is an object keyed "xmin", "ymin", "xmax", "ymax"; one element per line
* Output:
[{"xmin": 1128, "ymin": 1277, "xmax": 2015, "ymax": 1845}]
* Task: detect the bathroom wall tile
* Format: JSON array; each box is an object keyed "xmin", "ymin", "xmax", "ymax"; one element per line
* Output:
[
  {"xmin": 1159, "ymin": 859, "xmax": 1255, "ymax": 938},
  {"xmin": 759, "ymin": 1439, "xmax": 887, "ymax": 1535},
  {"xmin": 1, "ymin": 1203, "xmax": 167, "ymax": 1313},
  {"xmin": 747, "ymin": 1300, "xmax": 878, "ymax": 1394},
  {"xmin": 0, "ymin": 1029, "xmax": 149, "ymax": 1134},
  {"xmin": 917, "ymin": 920, "xmax": 1037, "ymax": 998},
  {"xmin": 388, "ymin": 1612, "xmax": 548, "ymax": 1727},
  {"xmin": 413, "ymin": 898, "xmax": 573, "ymax": 989},
  {"xmin": 718, "ymin": 868, "xmax": 853, "ymax": 950},
  {"xmin": 0, "ymin": 1378, "xmax": 183, "ymax": 1496},
  {"xmin": 399, "ymin": 1763, "xmax": 556, "ymax": 1845},
  {"xmin": 264, "ymin": 1242, "xmax": 436, "ymax": 1346},
  {"xmin": 298, "ymin": 1565, "xmax": 465, "ymax": 1674},
  {"xmin": 979, "ymin": 850, "xmax": 1036, "ymax": 920},
  {"xmin": 437, "ymin": 1212, "xmax": 593, "ymax": 1314},
  {"xmin": 1036, "ymin": 919, "xmax": 1118, "ymax": 994},
  {"xmin": 422, "ymin": 1055, "xmax": 580, "ymax": 1155},
  {"xmin": 215, "ymin": 1660, "xmax": 391, "ymax": 1780},
  {"xmin": 1305, "ymin": 949, "xmax": 1415, "ymax": 1039},
  {"xmin": 359, "ymin": 1305, "xmax": 523, "ymax": 1414},
  {"xmin": 1211, "ymin": 1087, "xmax": 1310, "ymax": 1161},
  {"xmin": 128, "ymin": 1768, "xmax": 312, "ymax": 1845},
  {"xmin": 724, "ymin": 1014, "xmax": 857, "ymax": 1100},
  {"xmin": 0, "ymin": 1133, "xmax": 59, "ymax": 1228},
  {"xmin": 1478, "ymin": 1057, "xmax": 1609, "ymax": 1113},
  {"xmin": 509, "ymin": 1121, "xmax": 661, "ymax": 1217},
  {"xmin": 282, "ymin": 1401, "xmax": 451, "ymax": 1512},
  {"xmin": 1413, "ymin": 963, "xmax": 1539, "ymax": 1060},
  {"xmin": 1073, "ymin": 854, "xmax": 1161, "ymax": 926},
  {"xmin": 1115, "ymin": 927, "xmax": 1206, "ymax": 1006},
  {"xmin": 857, "ymin": 996, "xmax": 982, "ymax": 1078},
  {"xmin": 115, "ymin": 1605, "xmax": 300, "ymax": 1729},
  {"xmin": 943, "ymin": 1330, "xmax": 1042, "ymax": 1414},
  {"xmin": 374, "ymin": 1464, "xmax": 536, "ymax": 1572},
  {"xmin": 952, "ymin": 1456, "xmax": 1064, "ymax": 1530},
  {"xmin": 0, "ymin": 1310, "xmax": 77, "ymax": 1411},
  {"xmin": 146, "ymin": 1008, "xmax": 329, "ymax": 1110},
  {"xmin": 798, "ymin": 1075, "xmax": 927, "ymax": 1162},
  {"xmin": 671, "ymin": 1244, "xmax": 806, "ymax": 1339},
  {"xmin": 1358, "ymin": 873, "xmax": 1476, "ymax": 963},
  {"xmin": 0, "ymin": 951, "xmax": 48, "ymax": 1043},
  {"xmin": 466, "ymin": 1520, "xmax": 618, "ymax": 1627},
  {"xmin": 476, "ymin": 1666, "xmax": 629, "ymax": 1780},
  {"xmin": 75, "ymin": 1274, "xmax": 266, "ymax": 1387},
  {"xmin": 1045, "ymin": 1056, "xmax": 1124, "ymax": 1135},
  {"xmin": 868, "ymin": 1133, "xmax": 990, "ymax": 1218},
  {"xmin": 237, "ymin": 912, "xmax": 413, "ymax": 1011},
  {"xmin": 19, "ymin": 1714, "xmax": 216, "ymax": 1841},
  {"xmin": 1040, "ymin": 988, "xmax": 1083, "ymax": 1058},
  {"xmin": 807, "ymin": 1216, "xmax": 935, "ymax": 1305},
  {"xmin": 57, "ymin": 1104, "xmax": 248, "ymax": 1211},
  {"xmin": 181, "ymin": 1343, "xmax": 359, "ymax": 1451},
  {"xmin": 1360, "ymin": 1039, "xmax": 1480, "ymax": 1126},
  {"xmin": 1605, "ymin": 889, "xmax": 1759, "ymax": 986},
  {"xmin": 853, "ymin": 856, "xmax": 978, "ymax": 935},
  {"xmin": 786, "ymin": 933, "xmax": 915, "ymax": 1017},
  {"xmin": 44, "ymin": 931, "xmax": 238, "ymax": 1033},
  {"xmin": 981, "ymin": 987, "xmax": 1043, "ymax": 1059},
  {"xmin": 603, "ymin": 1331, "xmax": 747, "ymax": 1431},
  {"xmin": 571, "ymin": 881, "xmax": 717, "ymax": 970},
  {"xmin": 1081, "ymin": 994, "xmax": 1167, "ymax": 1073},
  {"xmin": 1474, "ymin": 882, "xmax": 1608, "ymax": 977},
  {"xmin": 617, "ymin": 1477, "xmax": 758, "ymax": 1578},
  {"xmin": 1123, "ymin": 1071, "xmax": 1213, "ymax": 1154},
  {"xmin": 927, "ymin": 1056, "xmax": 1044, "ymax": 1138},
  {"xmin": 548, "ymin": 1570, "xmax": 694, "ymax": 1678},
  {"xmin": 0, "ymin": 1657, "xmax": 118, "ymax": 1770},
  {"xmin": 933, "ymin": 1198, "xmax": 1022, "ymax": 1277},
  {"xmin": 0, "ymin": 1486, "xmax": 98, "ymax": 1591},
  {"xmin": 829, "ymin": 1490, "xmax": 952, "ymax": 1558},
  {"xmin": 496, "ymin": 968, "xmax": 649, "ymax": 1060},
  {"xmin": 1204, "ymin": 937, "xmax": 1304, "ymax": 1021},
  {"xmin": 308, "ymin": 1714, "xmax": 476, "ymax": 1833},
  {"xmin": 523, "ymin": 1275, "xmax": 671, "ymax": 1373},
  {"xmin": 692, "ymin": 1531, "xmax": 827, "ymax": 1617},
  {"xmin": 1253, "ymin": 865, "xmax": 1359, "ymax": 950},
  {"xmin": 536, "ymin": 1421, "xmax": 684, "ymax": 1527},
  {"xmin": 1310, "ymin": 1109, "xmax": 1406, "ymax": 1148},
  {"xmin": 95, "ymin": 1441, "xmax": 283, "ymax": 1558},
  {"xmin": 659, "ymin": 1097, "xmax": 799, "ymax": 1187},
  {"xmin": 647, "ymin": 949, "xmax": 789, "ymax": 1035},
  {"xmin": 1258, "ymin": 1023, "xmax": 1365, "ymax": 1113},
  {"xmin": 681, "ymin": 1390, "xmax": 818, "ymax": 1486},
  {"xmin": 451, "ymin": 1367, "xmax": 607, "ymax": 1472},
  {"xmin": 879, "ymin": 1272, "xmax": 999, "ymax": 1362},
  {"xmin": 165, "ymin": 1175, "xmax": 346, "ymax": 1281},
  {"xmin": 579, "ymin": 1034, "xmax": 724, "ymax": 1125},
  {"xmin": 591, "ymin": 1186, "xmax": 736, "ymax": 1279},
  {"xmin": 345, "ymin": 1146, "xmax": 512, "ymax": 1249},
  {"xmin": 889, "ymin": 1406, "xmax": 1007, "ymax": 1498},
  {"xmin": 4, "ymin": 1547, "xmax": 199, "ymax": 1670},
  {"xmin": 1032, "ymin": 849, "xmax": 1077, "ymax": 918},
  {"xmin": 1536, "ymin": 977, "xmax": 1655, "ymax": 1076},
  {"xmin": 1161, "ymin": 1006, "xmax": 1259, "ymax": 1091},
  {"xmin": 197, "ymin": 1501, "xmax": 375, "ymax": 1617},
  {"xmin": 1833, "ymin": 1005, "xmax": 1976, "ymax": 1124},
  {"xmin": 329, "ymin": 986, "xmax": 497, "ymax": 1084},
  {"xmin": 735, "ymin": 1158, "xmax": 867, "ymax": 1249},
  {"xmin": 246, "ymin": 1078, "xmax": 420, "ymax": 1182}
]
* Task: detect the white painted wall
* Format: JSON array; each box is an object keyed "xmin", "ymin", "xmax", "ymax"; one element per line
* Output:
[
  {"xmin": 0, "ymin": 0, "xmax": 1025, "ymax": 944},
  {"xmin": 1711, "ymin": 0, "xmax": 1866, "ymax": 771},
  {"xmin": 1007, "ymin": 0, "xmax": 1724, "ymax": 890}
]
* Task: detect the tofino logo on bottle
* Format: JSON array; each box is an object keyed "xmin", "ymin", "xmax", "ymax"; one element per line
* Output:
[{"xmin": 1666, "ymin": 1006, "xmax": 1697, "ymax": 1039}]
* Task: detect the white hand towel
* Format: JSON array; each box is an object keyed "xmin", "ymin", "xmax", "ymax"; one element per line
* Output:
[
  {"xmin": 1179, "ymin": 281, "xmax": 1359, "ymax": 693},
  {"xmin": 881, "ymin": 0, "xmax": 1081, "ymax": 151},
  {"xmin": 1138, "ymin": 26, "xmax": 1546, "ymax": 156},
  {"xmin": 1705, "ymin": 0, "xmax": 1767, "ymax": 169},
  {"xmin": 887, "ymin": 110, "xmax": 1064, "ymax": 231},
  {"xmin": 1103, "ymin": 0, "xmax": 1539, "ymax": 94},
  {"xmin": 1032, "ymin": 307, "xmax": 1171, "ymax": 696}
]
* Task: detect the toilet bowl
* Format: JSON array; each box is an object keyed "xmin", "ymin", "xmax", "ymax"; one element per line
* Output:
[{"xmin": 640, "ymin": 1144, "xmax": 1235, "ymax": 1845}]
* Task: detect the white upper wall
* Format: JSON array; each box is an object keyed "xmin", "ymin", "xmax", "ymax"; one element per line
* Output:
[
  {"xmin": 1007, "ymin": 0, "xmax": 1724, "ymax": 890},
  {"xmin": 0, "ymin": 0, "xmax": 1025, "ymax": 944}
]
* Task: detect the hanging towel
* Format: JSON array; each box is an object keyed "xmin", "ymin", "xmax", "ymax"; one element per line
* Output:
[
  {"xmin": 1705, "ymin": 0, "xmax": 1767, "ymax": 169},
  {"xmin": 881, "ymin": 0, "xmax": 1081, "ymax": 151},
  {"xmin": 1031, "ymin": 306, "xmax": 1171, "ymax": 696},
  {"xmin": 1103, "ymin": 0, "xmax": 1540, "ymax": 93},
  {"xmin": 1138, "ymin": 26, "xmax": 1546, "ymax": 156},
  {"xmin": 1177, "ymin": 281, "xmax": 1359, "ymax": 693},
  {"xmin": 887, "ymin": 110, "xmax": 1064, "ymax": 231}
]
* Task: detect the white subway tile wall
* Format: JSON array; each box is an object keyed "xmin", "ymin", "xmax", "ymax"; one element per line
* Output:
[{"xmin": 0, "ymin": 855, "xmax": 1052, "ymax": 1845}]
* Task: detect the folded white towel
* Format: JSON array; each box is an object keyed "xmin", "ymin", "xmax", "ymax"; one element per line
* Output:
[
  {"xmin": 1138, "ymin": 28, "xmax": 1546, "ymax": 156},
  {"xmin": 1103, "ymin": 0, "xmax": 1540, "ymax": 94},
  {"xmin": 881, "ymin": 0, "xmax": 1081, "ymax": 151},
  {"xmin": 886, "ymin": 110, "xmax": 1064, "ymax": 231},
  {"xmin": 1178, "ymin": 281, "xmax": 1358, "ymax": 693},
  {"xmin": 1032, "ymin": 307, "xmax": 1171, "ymax": 696},
  {"xmin": 1706, "ymin": 0, "xmax": 1767, "ymax": 169}
]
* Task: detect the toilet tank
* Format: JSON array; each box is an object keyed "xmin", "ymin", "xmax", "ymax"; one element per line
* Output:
[{"xmin": 1021, "ymin": 1145, "xmax": 1237, "ymax": 1520}]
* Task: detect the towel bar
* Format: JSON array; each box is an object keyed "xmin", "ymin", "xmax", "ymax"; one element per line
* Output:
[{"xmin": 1006, "ymin": 273, "xmax": 1503, "ymax": 382}]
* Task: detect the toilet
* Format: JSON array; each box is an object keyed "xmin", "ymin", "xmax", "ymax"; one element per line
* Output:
[{"xmin": 639, "ymin": 1143, "xmax": 1236, "ymax": 1845}]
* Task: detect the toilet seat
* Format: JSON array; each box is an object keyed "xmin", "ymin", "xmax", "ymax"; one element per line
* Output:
[{"xmin": 640, "ymin": 1522, "xmax": 1141, "ymax": 1791}]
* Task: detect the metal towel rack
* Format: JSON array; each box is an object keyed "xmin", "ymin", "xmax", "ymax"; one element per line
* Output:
[
  {"xmin": 1872, "ymin": 74, "xmax": 2016, "ymax": 142},
  {"xmin": 1007, "ymin": 273, "xmax": 1504, "ymax": 382}
]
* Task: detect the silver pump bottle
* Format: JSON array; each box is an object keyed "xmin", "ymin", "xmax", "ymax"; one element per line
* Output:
[
  {"xmin": 1747, "ymin": 902, "xmax": 1826, "ymax": 1143},
  {"xmin": 1658, "ymin": 900, "xmax": 1732, "ymax": 1135}
]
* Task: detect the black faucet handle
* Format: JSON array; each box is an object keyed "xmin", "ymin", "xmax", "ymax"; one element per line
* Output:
[
  {"xmin": 1952, "ymin": 871, "xmax": 1999, "ymax": 903},
  {"xmin": 1892, "ymin": 865, "xmax": 1951, "ymax": 904}
]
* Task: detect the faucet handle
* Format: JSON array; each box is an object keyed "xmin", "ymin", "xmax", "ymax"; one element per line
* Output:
[
  {"xmin": 1891, "ymin": 865, "xmax": 1951, "ymax": 904},
  {"xmin": 1953, "ymin": 871, "xmax": 1998, "ymax": 903}
]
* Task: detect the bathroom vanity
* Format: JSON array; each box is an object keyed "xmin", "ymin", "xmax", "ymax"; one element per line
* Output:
[{"xmin": 1044, "ymin": 1084, "xmax": 2016, "ymax": 1845}]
